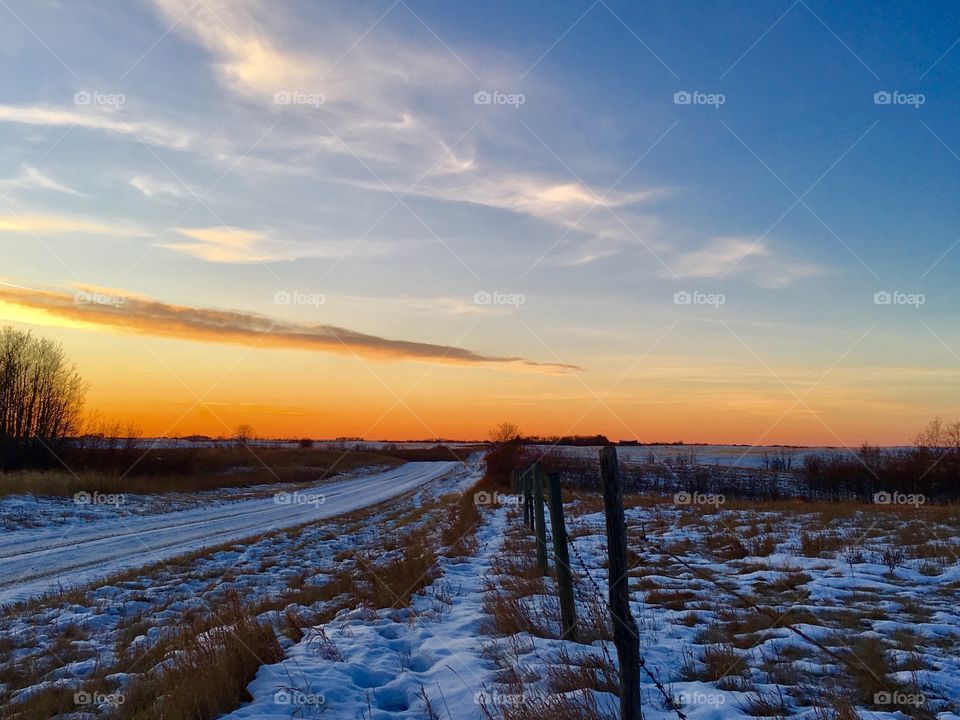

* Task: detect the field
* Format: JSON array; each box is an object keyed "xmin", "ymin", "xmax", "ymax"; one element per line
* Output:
[
  {"xmin": 492, "ymin": 495, "xmax": 960, "ymax": 717},
  {"xmin": 1, "ymin": 447, "xmax": 958, "ymax": 720}
]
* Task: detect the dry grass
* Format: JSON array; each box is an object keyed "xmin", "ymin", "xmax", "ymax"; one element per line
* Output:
[
  {"xmin": 359, "ymin": 528, "xmax": 439, "ymax": 608},
  {"xmin": 114, "ymin": 592, "xmax": 283, "ymax": 720},
  {"xmin": 800, "ymin": 531, "xmax": 846, "ymax": 557},
  {"xmin": 0, "ymin": 447, "xmax": 403, "ymax": 497},
  {"xmin": 681, "ymin": 643, "xmax": 749, "ymax": 690}
]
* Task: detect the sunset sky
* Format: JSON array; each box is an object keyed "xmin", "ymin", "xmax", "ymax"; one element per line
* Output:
[{"xmin": 1, "ymin": 0, "xmax": 959, "ymax": 445}]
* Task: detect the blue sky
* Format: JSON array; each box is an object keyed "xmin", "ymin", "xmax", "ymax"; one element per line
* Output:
[{"xmin": 0, "ymin": 0, "xmax": 958, "ymax": 443}]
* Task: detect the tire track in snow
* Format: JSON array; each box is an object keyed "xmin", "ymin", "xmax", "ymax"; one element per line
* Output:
[{"xmin": 0, "ymin": 462, "xmax": 461, "ymax": 605}]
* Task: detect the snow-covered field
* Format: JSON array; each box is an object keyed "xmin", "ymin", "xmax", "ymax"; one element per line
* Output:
[
  {"xmin": 3, "ymin": 459, "xmax": 959, "ymax": 720},
  {"xmin": 478, "ymin": 497, "xmax": 960, "ymax": 720},
  {"xmin": 537, "ymin": 444, "xmax": 881, "ymax": 469}
]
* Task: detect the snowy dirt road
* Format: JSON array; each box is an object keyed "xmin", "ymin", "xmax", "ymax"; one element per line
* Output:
[{"xmin": 0, "ymin": 461, "xmax": 460, "ymax": 605}]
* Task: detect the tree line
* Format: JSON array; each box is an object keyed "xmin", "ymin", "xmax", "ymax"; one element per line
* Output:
[{"xmin": 0, "ymin": 327, "xmax": 86, "ymax": 470}]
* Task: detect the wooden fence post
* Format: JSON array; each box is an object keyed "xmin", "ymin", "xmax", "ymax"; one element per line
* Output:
[
  {"xmin": 523, "ymin": 468, "xmax": 533, "ymax": 530},
  {"xmin": 532, "ymin": 463, "xmax": 549, "ymax": 575},
  {"xmin": 599, "ymin": 446, "xmax": 642, "ymax": 720},
  {"xmin": 547, "ymin": 471, "xmax": 577, "ymax": 641}
]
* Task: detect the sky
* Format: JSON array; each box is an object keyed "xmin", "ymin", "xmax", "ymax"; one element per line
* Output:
[{"xmin": 0, "ymin": 0, "xmax": 958, "ymax": 445}]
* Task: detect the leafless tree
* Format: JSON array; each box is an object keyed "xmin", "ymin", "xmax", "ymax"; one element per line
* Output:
[
  {"xmin": 234, "ymin": 423, "xmax": 255, "ymax": 448},
  {"xmin": 0, "ymin": 327, "xmax": 86, "ymax": 468}
]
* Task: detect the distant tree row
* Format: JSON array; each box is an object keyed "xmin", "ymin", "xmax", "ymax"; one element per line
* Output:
[{"xmin": 802, "ymin": 419, "xmax": 960, "ymax": 501}]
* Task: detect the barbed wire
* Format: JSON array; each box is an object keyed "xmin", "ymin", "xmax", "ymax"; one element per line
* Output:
[{"xmin": 565, "ymin": 528, "xmax": 689, "ymax": 720}]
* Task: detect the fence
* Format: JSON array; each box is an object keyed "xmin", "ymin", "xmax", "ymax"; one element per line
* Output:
[{"xmin": 510, "ymin": 449, "xmax": 689, "ymax": 720}]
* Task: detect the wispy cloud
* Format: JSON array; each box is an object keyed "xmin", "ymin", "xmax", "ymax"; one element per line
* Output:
[
  {"xmin": 0, "ymin": 284, "xmax": 580, "ymax": 373},
  {"xmin": 159, "ymin": 226, "xmax": 393, "ymax": 263},
  {"xmin": 15, "ymin": 167, "xmax": 85, "ymax": 197},
  {"xmin": 161, "ymin": 226, "xmax": 274, "ymax": 263},
  {"xmin": 144, "ymin": 0, "xmax": 666, "ymax": 260},
  {"xmin": 670, "ymin": 236, "xmax": 820, "ymax": 288},
  {"xmin": 130, "ymin": 174, "xmax": 191, "ymax": 200},
  {"xmin": 0, "ymin": 104, "xmax": 192, "ymax": 150},
  {"xmin": 0, "ymin": 213, "xmax": 137, "ymax": 235}
]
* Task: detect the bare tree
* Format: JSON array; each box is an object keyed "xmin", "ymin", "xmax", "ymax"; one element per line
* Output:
[
  {"xmin": 234, "ymin": 423, "xmax": 255, "ymax": 448},
  {"xmin": 485, "ymin": 421, "xmax": 523, "ymax": 484},
  {"xmin": 0, "ymin": 327, "xmax": 86, "ymax": 468},
  {"xmin": 489, "ymin": 422, "xmax": 520, "ymax": 444}
]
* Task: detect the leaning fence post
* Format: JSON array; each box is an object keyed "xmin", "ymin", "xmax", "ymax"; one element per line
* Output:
[
  {"xmin": 532, "ymin": 463, "xmax": 549, "ymax": 575},
  {"xmin": 599, "ymin": 446, "xmax": 642, "ymax": 720},
  {"xmin": 547, "ymin": 471, "xmax": 577, "ymax": 641}
]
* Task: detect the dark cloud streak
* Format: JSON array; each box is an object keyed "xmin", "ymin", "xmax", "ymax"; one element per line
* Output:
[{"xmin": 0, "ymin": 286, "xmax": 580, "ymax": 373}]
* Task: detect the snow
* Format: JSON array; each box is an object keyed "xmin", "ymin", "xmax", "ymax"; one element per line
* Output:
[
  {"xmin": 220, "ymin": 508, "xmax": 509, "ymax": 720},
  {"xmin": 0, "ymin": 462, "xmax": 459, "ymax": 605},
  {"xmin": 540, "ymin": 444, "xmax": 895, "ymax": 469}
]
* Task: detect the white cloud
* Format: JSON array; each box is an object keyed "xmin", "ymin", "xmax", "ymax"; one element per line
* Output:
[
  {"xmin": 18, "ymin": 167, "xmax": 85, "ymax": 197},
  {"xmin": 669, "ymin": 236, "xmax": 820, "ymax": 288},
  {"xmin": 161, "ymin": 226, "xmax": 275, "ymax": 263},
  {"xmin": 0, "ymin": 105, "xmax": 193, "ymax": 150},
  {"xmin": 144, "ymin": 0, "xmax": 667, "ymax": 259},
  {"xmin": 130, "ymin": 174, "xmax": 191, "ymax": 200},
  {"xmin": 0, "ymin": 213, "xmax": 138, "ymax": 235},
  {"xmin": 160, "ymin": 226, "xmax": 393, "ymax": 263}
]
